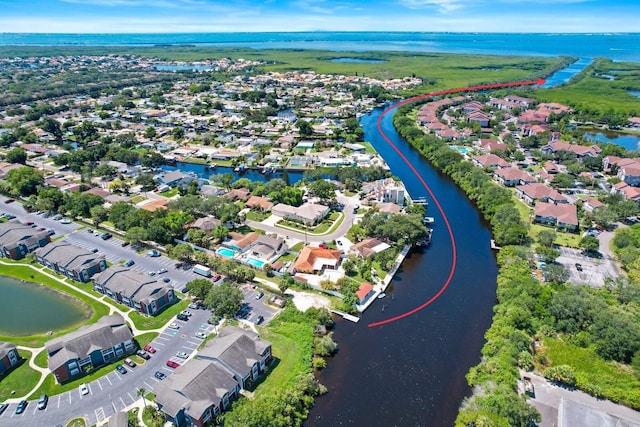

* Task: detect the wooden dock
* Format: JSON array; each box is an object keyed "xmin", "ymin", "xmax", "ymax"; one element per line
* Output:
[{"xmin": 331, "ymin": 309, "xmax": 360, "ymax": 323}]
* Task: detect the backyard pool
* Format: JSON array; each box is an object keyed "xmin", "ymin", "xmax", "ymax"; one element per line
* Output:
[
  {"xmin": 450, "ymin": 145, "xmax": 470, "ymax": 154},
  {"xmin": 246, "ymin": 257, "xmax": 266, "ymax": 268},
  {"xmin": 216, "ymin": 247, "xmax": 237, "ymax": 258}
]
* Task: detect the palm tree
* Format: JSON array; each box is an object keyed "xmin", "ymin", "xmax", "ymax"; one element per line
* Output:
[{"xmin": 137, "ymin": 387, "xmax": 147, "ymax": 408}]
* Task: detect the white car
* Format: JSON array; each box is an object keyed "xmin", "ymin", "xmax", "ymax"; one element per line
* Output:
[
  {"xmin": 60, "ymin": 218, "xmax": 72, "ymax": 224},
  {"xmin": 195, "ymin": 332, "xmax": 207, "ymax": 339},
  {"xmin": 176, "ymin": 351, "xmax": 189, "ymax": 359},
  {"xmin": 168, "ymin": 323, "xmax": 180, "ymax": 330},
  {"xmin": 158, "ymin": 268, "xmax": 168, "ymax": 274},
  {"xmin": 79, "ymin": 383, "xmax": 89, "ymax": 395},
  {"xmin": 181, "ymin": 310, "xmax": 193, "ymax": 317}
]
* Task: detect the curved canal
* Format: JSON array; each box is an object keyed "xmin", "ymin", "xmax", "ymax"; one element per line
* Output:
[{"xmin": 306, "ymin": 106, "xmax": 499, "ymax": 426}]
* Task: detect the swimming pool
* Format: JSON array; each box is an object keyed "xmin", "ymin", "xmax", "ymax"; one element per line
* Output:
[
  {"xmin": 246, "ymin": 257, "xmax": 266, "ymax": 268},
  {"xmin": 216, "ymin": 247, "xmax": 237, "ymax": 258},
  {"xmin": 450, "ymin": 145, "xmax": 470, "ymax": 154}
]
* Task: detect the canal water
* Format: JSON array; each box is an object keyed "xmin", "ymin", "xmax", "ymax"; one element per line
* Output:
[
  {"xmin": 542, "ymin": 57, "xmax": 593, "ymax": 88},
  {"xmin": 0, "ymin": 275, "xmax": 89, "ymax": 336},
  {"xmin": 305, "ymin": 107, "xmax": 498, "ymax": 426},
  {"xmin": 583, "ymin": 130, "xmax": 640, "ymax": 153}
]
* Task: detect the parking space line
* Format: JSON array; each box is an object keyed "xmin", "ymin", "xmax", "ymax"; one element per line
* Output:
[
  {"xmin": 57, "ymin": 394, "xmax": 61, "ymax": 408},
  {"xmin": 106, "ymin": 374, "xmax": 113, "ymax": 385},
  {"xmin": 127, "ymin": 392, "xmax": 135, "ymax": 402},
  {"xmin": 97, "ymin": 378, "xmax": 104, "ymax": 390},
  {"xmin": 120, "ymin": 397, "xmax": 126, "ymax": 408},
  {"xmin": 144, "ymin": 381, "xmax": 154, "ymax": 390},
  {"xmin": 68, "ymin": 392, "xmax": 72, "ymax": 404}
]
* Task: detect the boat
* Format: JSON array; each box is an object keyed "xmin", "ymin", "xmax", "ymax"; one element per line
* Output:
[
  {"xmin": 423, "ymin": 216, "xmax": 435, "ymax": 225},
  {"xmin": 377, "ymin": 293, "xmax": 386, "ymax": 299}
]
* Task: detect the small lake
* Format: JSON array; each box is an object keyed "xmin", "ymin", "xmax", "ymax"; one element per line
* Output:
[
  {"xmin": 584, "ymin": 130, "xmax": 640, "ymax": 152},
  {"xmin": 0, "ymin": 275, "xmax": 89, "ymax": 336},
  {"xmin": 329, "ymin": 57, "xmax": 386, "ymax": 63},
  {"xmin": 542, "ymin": 58, "xmax": 593, "ymax": 88}
]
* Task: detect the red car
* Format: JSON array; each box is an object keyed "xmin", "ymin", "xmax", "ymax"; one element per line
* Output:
[
  {"xmin": 143, "ymin": 345, "xmax": 156, "ymax": 354},
  {"xmin": 166, "ymin": 360, "xmax": 180, "ymax": 368},
  {"xmin": 4, "ymin": 199, "xmax": 14, "ymax": 203}
]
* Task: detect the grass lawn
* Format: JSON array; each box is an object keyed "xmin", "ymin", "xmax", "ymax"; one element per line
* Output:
[
  {"xmin": 288, "ymin": 242, "xmax": 304, "ymax": 252},
  {"xmin": 246, "ymin": 210, "xmax": 271, "ymax": 222},
  {"xmin": 34, "ymin": 348, "xmax": 48, "ymax": 369},
  {"xmin": 158, "ymin": 187, "xmax": 179, "ymax": 198},
  {"xmin": 66, "ymin": 417, "xmax": 87, "ymax": 427},
  {"xmin": 0, "ymin": 350, "xmax": 40, "ymax": 401},
  {"xmin": 0, "ymin": 261, "xmax": 110, "ymax": 347},
  {"xmin": 129, "ymin": 299, "xmax": 190, "ymax": 330},
  {"xmin": 278, "ymin": 252, "xmax": 297, "ymax": 263},
  {"xmin": 183, "ymin": 157, "xmax": 206, "ymax": 164},
  {"xmin": 276, "ymin": 212, "xmax": 344, "ymax": 236},
  {"xmin": 129, "ymin": 195, "xmax": 145, "ymax": 204},
  {"xmin": 134, "ymin": 331, "xmax": 160, "ymax": 348},
  {"xmin": 530, "ymin": 224, "xmax": 582, "ymax": 248},
  {"xmin": 542, "ymin": 337, "xmax": 640, "ymax": 409}
]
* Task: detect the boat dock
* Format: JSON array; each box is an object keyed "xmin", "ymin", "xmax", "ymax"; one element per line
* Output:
[{"xmin": 331, "ymin": 309, "xmax": 360, "ymax": 323}]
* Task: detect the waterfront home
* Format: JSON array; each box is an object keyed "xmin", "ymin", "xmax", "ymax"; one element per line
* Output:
[
  {"xmin": 93, "ymin": 266, "xmax": 178, "ymax": 316},
  {"xmin": 293, "ymin": 246, "xmax": 342, "ymax": 274},
  {"xmin": 196, "ymin": 326, "xmax": 272, "ymax": 389},
  {"xmin": 533, "ymin": 202, "xmax": 578, "ymax": 231},
  {"xmin": 272, "ymin": 202, "xmax": 330, "ymax": 225},
  {"xmin": 200, "ymin": 185, "xmax": 226, "ymax": 197},
  {"xmin": 515, "ymin": 183, "xmax": 568, "ymax": 206},
  {"xmin": 493, "ymin": 167, "xmax": 536, "ymax": 187},
  {"xmin": 351, "ymin": 237, "xmax": 391, "ymax": 259},
  {"xmin": 157, "ymin": 170, "xmax": 187, "ymax": 187},
  {"xmin": 356, "ymin": 283, "xmax": 375, "ymax": 306},
  {"xmin": 224, "ymin": 188, "xmax": 251, "ymax": 202},
  {"xmin": 154, "ymin": 359, "xmax": 241, "ymax": 427},
  {"xmin": 612, "ymin": 182, "xmax": 640, "ymax": 203},
  {"xmin": 249, "ymin": 234, "xmax": 287, "ymax": 260},
  {"xmin": 0, "ymin": 221, "xmax": 51, "ymax": 260},
  {"xmin": 45, "ymin": 314, "xmax": 134, "ymax": 383},
  {"xmin": 0, "ymin": 341, "xmax": 21, "ymax": 376},
  {"xmin": 35, "ymin": 241, "xmax": 107, "ymax": 282}
]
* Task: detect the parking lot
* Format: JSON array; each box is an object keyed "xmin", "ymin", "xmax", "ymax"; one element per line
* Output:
[
  {"xmin": 237, "ymin": 283, "xmax": 280, "ymax": 325},
  {"xmin": 556, "ymin": 247, "xmax": 620, "ymax": 287}
]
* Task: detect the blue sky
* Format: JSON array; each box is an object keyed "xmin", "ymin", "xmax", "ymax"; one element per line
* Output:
[{"xmin": 0, "ymin": 0, "xmax": 638, "ymax": 33}]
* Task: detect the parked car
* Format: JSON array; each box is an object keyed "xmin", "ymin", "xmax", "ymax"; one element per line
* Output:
[
  {"xmin": 147, "ymin": 271, "xmax": 156, "ymax": 276},
  {"xmin": 116, "ymin": 364, "xmax": 127, "ymax": 374},
  {"xmin": 137, "ymin": 350, "xmax": 151, "ymax": 360},
  {"xmin": 121, "ymin": 241, "xmax": 130, "ymax": 247},
  {"xmin": 188, "ymin": 302, "xmax": 199, "ymax": 310},
  {"xmin": 162, "ymin": 277, "xmax": 171, "ymax": 283},
  {"xmin": 52, "ymin": 214, "xmax": 62, "ymax": 220},
  {"xmin": 101, "ymin": 232, "xmax": 112, "ymax": 240},
  {"xmin": 168, "ymin": 323, "xmax": 180, "ymax": 330},
  {"xmin": 166, "ymin": 360, "xmax": 180, "ymax": 368},
  {"xmin": 255, "ymin": 315, "xmax": 265, "ymax": 325},
  {"xmin": 177, "ymin": 313, "xmax": 189, "ymax": 321},
  {"xmin": 37, "ymin": 394, "xmax": 48, "ymax": 410},
  {"xmin": 255, "ymin": 291, "xmax": 264, "ymax": 300},
  {"xmin": 176, "ymin": 351, "xmax": 189, "ymax": 359},
  {"xmin": 91, "ymin": 248, "xmax": 99, "ymax": 253},
  {"xmin": 181, "ymin": 310, "xmax": 193, "ymax": 317},
  {"xmin": 26, "ymin": 221, "xmax": 34, "ymax": 226},
  {"xmin": 0, "ymin": 402, "xmax": 8, "ymax": 415},
  {"xmin": 154, "ymin": 371, "xmax": 166, "ymax": 380},
  {"xmin": 15, "ymin": 400, "xmax": 27, "ymax": 414},
  {"xmin": 158, "ymin": 268, "xmax": 168, "ymax": 274},
  {"xmin": 575, "ymin": 263, "xmax": 583, "ymax": 271},
  {"xmin": 4, "ymin": 198, "xmax": 15, "ymax": 204},
  {"xmin": 143, "ymin": 345, "xmax": 156, "ymax": 354},
  {"xmin": 148, "ymin": 250, "xmax": 161, "ymax": 257},
  {"xmin": 195, "ymin": 332, "xmax": 207, "ymax": 339},
  {"xmin": 124, "ymin": 358, "xmax": 136, "ymax": 367},
  {"xmin": 60, "ymin": 218, "xmax": 72, "ymax": 224},
  {"xmin": 46, "ymin": 229, "xmax": 55, "ymax": 236},
  {"xmin": 124, "ymin": 259, "xmax": 135, "ymax": 267},
  {"xmin": 79, "ymin": 383, "xmax": 89, "ymax": 396}
]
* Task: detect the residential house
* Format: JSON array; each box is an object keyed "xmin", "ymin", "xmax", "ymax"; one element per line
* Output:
[
  {"xmin": 612, "ymin": 181, "xmax": 640, "ymax": 203},
  {"xmin": 200, "ymin": 185, "xmax": 226, "ymax": 197},
  {"xmin": 356, "ymin": 283, "xmax": 375, "ymax": 306},
  {"xmin": 293, "ymin": 246, "xmax": 342, "ymax": 274},
  {"xmin": 515, "ymin": 183, "xmax": 568, "ymax": 206},
  {"xmin": 223, "ymin": 232, "xmax": 260, "ymax": 253},
  {"xmin": 0, "ymin": 161, "xmax": 22, "ymax": 179},
  {"xmin": 272, "ymin": 202, "xmax": 330, "ymax": 225},
  {"xmin": 247, "ymin": 235, "xmax": 287, "ymax": 260},
  {"xmin": 245, "ymin": 195, "xmax": 273, "ymax": 211},
  {"xmin": 534, "ymin": 202, "xmax": 578, "ymax": 231},
  {"xmin": 541, "ymin": 141, "xmax": 602, "ymax": 159},
  {"xmin": 493, "ymin": 167, "xmax": 536, "ymax": 187},
  {"xmin": 35, "ymin": 241, "xmax": 107, "ymax": 282},
  {"xmin": 0, "ymin": 221, "xmax": 51, "ymax": 260},
  {"xmin": 351, "ymin": 237, "xmax": 391, "ymax": 258},
  {"xmin": 582, "ymin": 196, "xmax": 605, "ymax": 213},
  {"xmin": 154, "ymin": 359, "xmax": 240, "ymax": 427},
  {"xmin": 603, "ymin": 156, "xmax": 640, "ymax": 187},
  {"xmin": 188, "ymin": 216, "xmax": 222, "ymax": 234},
  {"xmin": 472, "ymin": 154, "xmax": 511, "ymax": 169},
  {"xmin": 476, "ymin": 138, "xmax": 508, "ymax": 152},
  {"xmin": 0, "ymin": 342, "xmax": 21, "ymax": 376},
  {"xmin": 196, "ymin": 326, "xmax": 272, "ymax": 389},
  {"xmin": 139, "ymin": 199, "xmax": 169, "ymax": 212},
  {"xmin": 93, "ymin": 266, "xmax": 178, "ymax": 316},
  {"xmin": 45, "ymin": 314, "xmax": 134, "ymax": 383},
  {"xmin": 467, "ymin": 110, "xmax": 490, "ymax": 127},
  {"xmin": 224, "ymin": 188, "xmax": 251, "ymax": 202},
  {"xmin": 157, "ymin": 170, "xmax": 187, "ymax": 187}
]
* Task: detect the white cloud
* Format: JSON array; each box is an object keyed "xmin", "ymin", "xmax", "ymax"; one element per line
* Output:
[{"xmin": 400, "ymin": 0, "xmax": 465, "ymax": 12}]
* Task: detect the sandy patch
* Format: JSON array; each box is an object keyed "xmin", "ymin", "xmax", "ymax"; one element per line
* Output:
[{"xmin": 285, "ymin": 289, "xmax": 331, "ymax": 312}]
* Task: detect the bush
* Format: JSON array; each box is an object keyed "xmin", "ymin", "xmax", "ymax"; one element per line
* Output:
[
  {"xmin": 313, "ymin": 357, "xmax": 327, "ymax": 370},
  {"xmin": 544, "ymin": 365, "xmax": 577, "ymax": 386}
]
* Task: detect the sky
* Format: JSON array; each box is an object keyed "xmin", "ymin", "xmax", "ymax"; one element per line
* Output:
[{"xmin": 0, "ymin": 0, "xmax": 638, "ymax": 33}]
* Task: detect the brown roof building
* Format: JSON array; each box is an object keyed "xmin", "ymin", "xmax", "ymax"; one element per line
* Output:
[{"xmin": 293, "ymin": 246, "xmax": 342, "ymax": 274}]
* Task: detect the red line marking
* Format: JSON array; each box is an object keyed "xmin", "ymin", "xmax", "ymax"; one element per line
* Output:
[{"xmin": 367, "ymin": 79, "xmax": 542, "ymax": 328}]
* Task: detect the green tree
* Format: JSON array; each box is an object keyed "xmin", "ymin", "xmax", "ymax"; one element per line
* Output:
[
  {"xmin": 5, "ymin": 147, "xmax": 27, "ymax": 164},
  {"xmin": 185, "ymin": 278, "xmax": 212, "ymax": 301},
  {"xmin": 537, "ymin": 229, "xmax": 557, "ymax": 247},
  {"xmin": 169, "ymin": 243, "xmax": 194, "ymax": 262},
  {"xmin": 125, "ymin": 226, "xmax": 148, "ymax": 246},
  {"xmin": 579, "ymin": 235, "xmax": 600, "ymax": 253},
  {"xmin": 90, "ymin": 205, "xmax": 108, "ymax": 227},
  {"xmin": 204, "ymin": 282, "xmax": 243, "ymax": 318},
  {"xmin": 5, "ymin": 166, "xmax": 44, "ymax": 196},
  {"xmin": 297, "ymin": 119, "xmax": 313, "ymax": 137}
]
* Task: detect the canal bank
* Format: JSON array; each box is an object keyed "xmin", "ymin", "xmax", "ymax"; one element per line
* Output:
[{"xmin": 305, "ymin": 107, "xmax": 499, "ymax": 426}]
